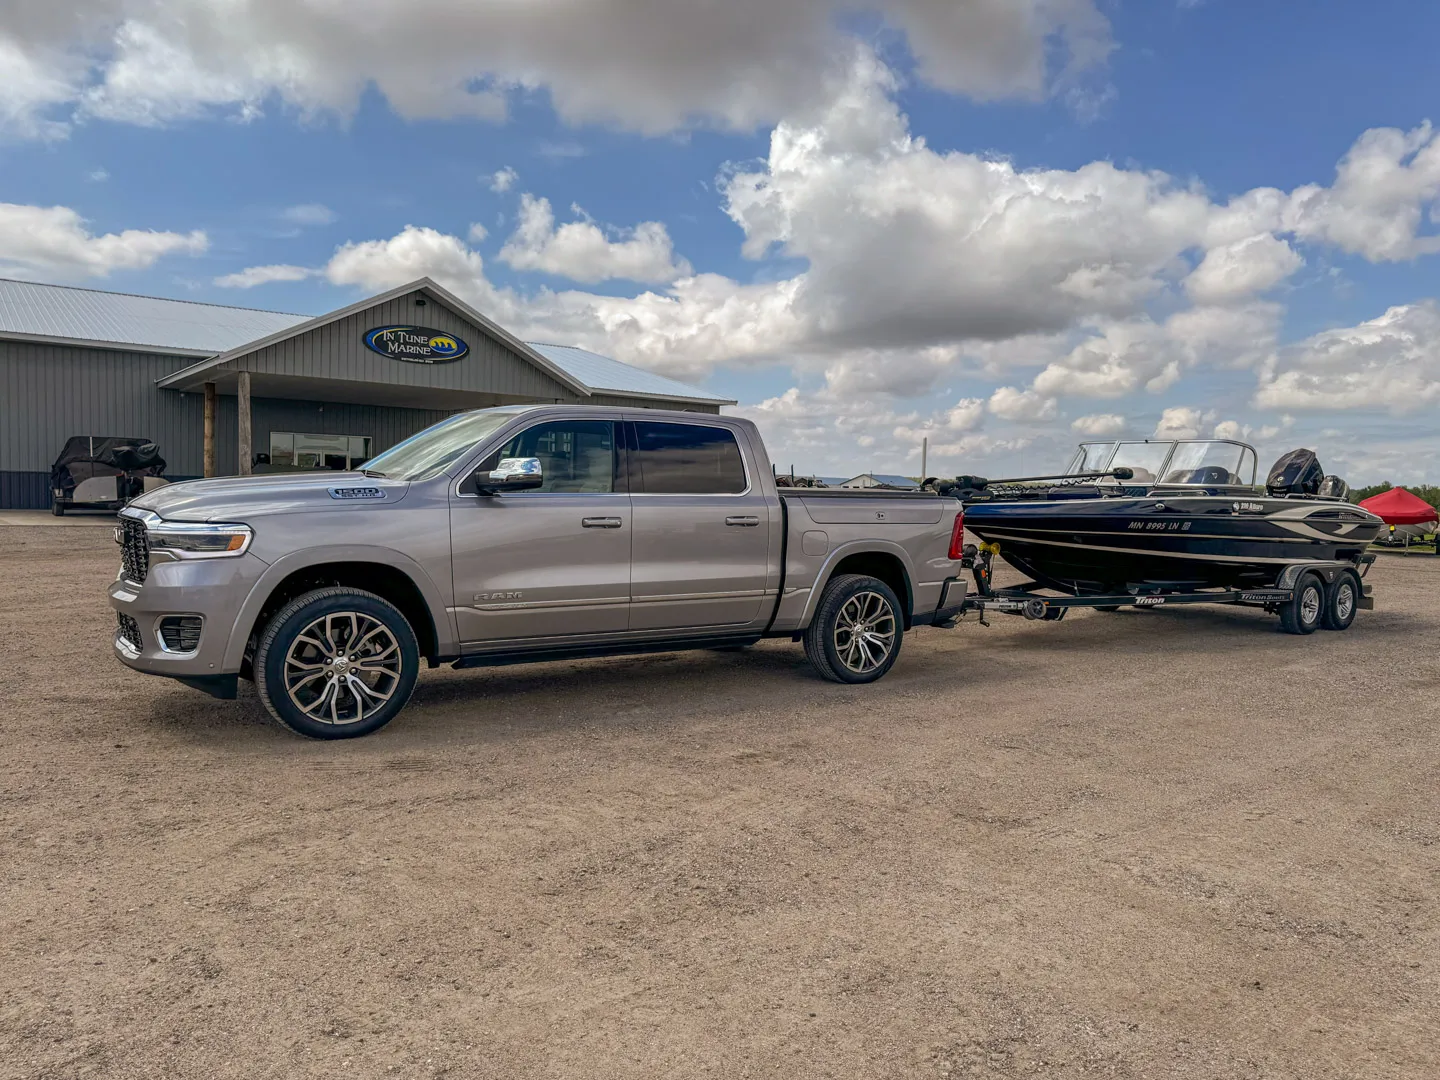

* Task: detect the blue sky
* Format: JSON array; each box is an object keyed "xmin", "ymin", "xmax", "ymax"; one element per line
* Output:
[{"xmin": 2, "ymin": 0, "xmax": 1439, "ymax": 482}]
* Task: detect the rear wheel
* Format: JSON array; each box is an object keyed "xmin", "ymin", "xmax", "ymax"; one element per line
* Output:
[
  {"xmin": 254, "ymin": 587, "xmax": 419, "ymax": 739},
  {"xmin": 804, "ymin": 573, "xmax": 903, "ymax": 684},
  {"xmin": 1278, "ymin": 572, "xmax": 1324, "ymax": 635},
  {"xmin": 1320, "ymin": 571, "xmax": 1360, "ymax": 631}
]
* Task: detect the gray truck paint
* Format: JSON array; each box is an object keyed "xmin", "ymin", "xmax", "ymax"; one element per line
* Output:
[{"xmin": 108, "ymin": 405, "xmax": 961, "ymax": 687}]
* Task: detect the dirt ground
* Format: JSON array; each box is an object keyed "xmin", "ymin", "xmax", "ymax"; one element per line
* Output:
[{"xmin": 1, "ymin": 523, "xmax": 1436, "ymax": 1080}]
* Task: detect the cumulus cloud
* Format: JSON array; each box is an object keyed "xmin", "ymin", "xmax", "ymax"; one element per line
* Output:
[
  {"xmin": 0, "ymin": 0, "xmax": 1112, "ymax": 138},
  {"xmin": 489, "ymin": 167, "xmax": 517, "ymax": 193},
  {"xmin": 498, "ymin": 194, "xmax": 692, "ymax": 284},
  {"xmin": 1071, "ymin": 413, "xmax": 1126, "ymax": 436},
  {"xmin": 1152, "ymin": 406, "xmax": 1211, "ymax": 440},
  {"xmin": 1184, "ymin": 233, "xmax": 1302, "ymax": 304},
  {"xmin": 214, "ymin": 263, "xmax": 314, "ymax": 288},
  {"xmin": 0, "ymin": 201, "xmax": 206, "ymax": 280},
  {"xmin": 987, "ymin": 385, "xmax": 1058, "ymax": 422},
  {"xmin": 1254, "ymin": 301, "xmax": 1440, "ymax": 414}
]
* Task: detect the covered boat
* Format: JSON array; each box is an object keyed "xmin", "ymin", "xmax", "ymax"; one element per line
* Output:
[
  {"xmin": 1359, "ymin": 486, "xmax": 1438, "ymax": 545},
  {"xmin": 960, "ymin": 439, "xmax": 1383, "ymax": 594}
]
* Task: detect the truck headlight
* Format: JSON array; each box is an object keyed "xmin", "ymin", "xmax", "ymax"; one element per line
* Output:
[{"xmin": 148, "ymin": 520, "xmax": 254, "ymax": 558}]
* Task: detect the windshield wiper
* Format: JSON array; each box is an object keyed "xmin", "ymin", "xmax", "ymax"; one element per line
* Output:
[{"xmin": 360, "ymin": 468, "xmax": 387, "ymax": 479}]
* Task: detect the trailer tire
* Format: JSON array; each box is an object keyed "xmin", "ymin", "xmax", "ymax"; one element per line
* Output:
[
  {"xmin": 1278, "ymin": 572, "xmax": 1324, "ymax": 635},
  {"xmin": 1320, "ymin": 570, "xmax": 1360, "ymax": 631},
  {"xmin": 804, "ymin": 573, "xmax": 903, "ymax": 684},
  {"xmin": 1094, "ymin": 606, "xmax": 1121, "ymax": 613},
  {"xmin": 254, "ymin": 587, "xmax": 420, "ymax": 739}
]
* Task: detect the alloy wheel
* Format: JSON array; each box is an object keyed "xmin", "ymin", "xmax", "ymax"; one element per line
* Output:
[
  {"xmin": 1335, "ymin": 581, "xmax": 1355, "ymax": 620},
  {"xmin": 1301, "ymin": 585, "xmax": 1322, "ymax": 626},
  {"xmin": 833, "ymin": 590, "xmax": 897, "ymax": 675},
  {"xmin": 284, "ymin": 611, "xmax": 403, "ymax": 726}
]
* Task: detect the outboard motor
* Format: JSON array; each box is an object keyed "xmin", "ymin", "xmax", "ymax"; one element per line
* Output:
[
  {"xmin": 1266, "ymin": 449, "xmax": 1324, "ymax": 497},
  {"xmin": 1317, "ymin": 475, "xmax": 1351, "ymax": 500}
]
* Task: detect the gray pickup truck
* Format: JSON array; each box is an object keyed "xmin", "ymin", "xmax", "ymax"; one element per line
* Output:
[{"xmin": 109, "ymin": 405, "xmax": 967, "ymax": 738}]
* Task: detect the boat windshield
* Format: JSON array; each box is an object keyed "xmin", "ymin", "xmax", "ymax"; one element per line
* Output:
[{"xmin": 1065, "ymin": 439, "xmax": 1258, "ymax": 486}]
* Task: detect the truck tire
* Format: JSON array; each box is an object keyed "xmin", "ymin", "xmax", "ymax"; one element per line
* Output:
[
  {"xmin": 1278, "ymin": 572, "xmax": 1324, "ymax": 636},
  {"xmin": 254, "ymin": 587, "xmax": 420, "ymax": 739},
  {"xmin": 1320, "ymin": 570, "xmax": 1360, "ymax": 631},
  {"xmin": 804, "ymin": 573, "xmax": 903, "ymax": 684}
]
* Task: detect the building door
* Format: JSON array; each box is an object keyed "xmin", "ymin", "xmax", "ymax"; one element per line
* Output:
[
  {"xmin": 450, "ymin": 419, "xmax": 631, "ymax": 645},
  {"xmin": 627, "ymin": 420, "xmax": 773, "ymax": 631}
]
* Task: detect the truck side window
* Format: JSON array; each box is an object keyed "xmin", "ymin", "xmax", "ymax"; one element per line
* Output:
[
  {"xmin": 475, "ymin": 421, "xmax": 615, "ymax": 493},
  {"xmin": 632, "ymin": 422, "xmax": 746, "ymax": 494}
]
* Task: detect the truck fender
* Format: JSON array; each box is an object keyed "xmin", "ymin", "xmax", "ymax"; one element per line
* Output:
[
  {"xmin": 791, "ymin": 538, "xmax": 919, "ymax": 631},
  {"xmin": 222, "ymin": 544, "xmax": 457, "ymax": 671}
]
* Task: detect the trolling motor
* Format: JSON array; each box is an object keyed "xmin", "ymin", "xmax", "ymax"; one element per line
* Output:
[{"xmin": 922, "ymin": 467, "xmax": 1134, "ymax": 498}]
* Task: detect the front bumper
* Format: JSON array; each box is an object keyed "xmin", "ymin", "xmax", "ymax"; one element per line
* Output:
[{"xmin": 108, "ymin": 552, "xmax": 267, "ymax": 685}]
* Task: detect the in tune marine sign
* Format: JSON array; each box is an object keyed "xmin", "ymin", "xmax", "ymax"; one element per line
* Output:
[{"xmin": 363, "ymin": 326, "xmax": 469, "ymax": 364}]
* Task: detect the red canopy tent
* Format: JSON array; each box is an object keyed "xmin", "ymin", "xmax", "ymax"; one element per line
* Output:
[{"xmin": 1359, "ymin": 487, "xmax": 1439, "ymax": 526}]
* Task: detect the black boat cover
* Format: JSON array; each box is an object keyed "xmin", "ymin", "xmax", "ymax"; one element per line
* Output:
[
  {"xmin": 50, "ymin": 436, "xmax": 166, "ymax": 493},
  {"xmin": 1266, "ymin": 448, "xmax": 1324, "ymax": 497}
]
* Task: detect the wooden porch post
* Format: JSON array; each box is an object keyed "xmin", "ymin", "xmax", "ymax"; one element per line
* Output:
[
  {"xmin": 203, "ymin": 381, "xmax": 216, "ymax": 478},
  {"xmin": 237, "ymin": 371, "xmax": 252, "ymax": 477}
]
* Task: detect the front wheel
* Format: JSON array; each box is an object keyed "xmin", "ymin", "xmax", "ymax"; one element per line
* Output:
[
  {"xmin": 254, "ymin": 587, "xmax": 420, "ymax": 739},
  {"xmin": 1321, "ymin": 571, "xmax": 1360, "ymax": 631},
  {"xmin": 1278, "ymin": 572, "xmax": 1324, "ymax": 635},
  {"xmin": 804, "ymin": 573, "xmax": 903, "ymax": 684}
]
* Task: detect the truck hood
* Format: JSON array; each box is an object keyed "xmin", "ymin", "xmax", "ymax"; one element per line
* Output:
[{"xmin": 129, "ymin": 472, "xmax": 411, "ymax": 521}]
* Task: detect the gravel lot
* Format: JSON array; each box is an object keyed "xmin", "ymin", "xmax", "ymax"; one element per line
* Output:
[{"xmin": 2, "ymin": 522, "xmax": 1436, "ymax": 1079}]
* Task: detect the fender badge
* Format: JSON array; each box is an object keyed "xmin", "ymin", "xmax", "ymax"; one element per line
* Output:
[{"xmin": 329, "ymin": 486, "xmax": 386, "ymax": 500}]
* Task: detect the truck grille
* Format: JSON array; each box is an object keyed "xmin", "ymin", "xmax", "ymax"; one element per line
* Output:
[
  {"xmin": 157, "ymin": 615, "xmax": 203, "ymax": 653},
  {"xmin": 116, "ymin": 612, "xmax": 142, "ymax": 650},
  {"xmin": 118, "ymin": 517, "xmax": 149, "ymax": 583}
]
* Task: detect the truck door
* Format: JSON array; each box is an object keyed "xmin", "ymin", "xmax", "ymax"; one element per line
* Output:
[
  {"xmin": 626, "ymin": 419, "xmax": 773, "ymax": 631},
  {"xmin": 450, "ymin": 418, "xmax": 631, "ymax": 644}
]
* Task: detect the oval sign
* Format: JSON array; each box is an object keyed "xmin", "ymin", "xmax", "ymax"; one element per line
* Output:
[{"xmin": 364, "ymin": 325, "xmax": 469, "ymax": 364}]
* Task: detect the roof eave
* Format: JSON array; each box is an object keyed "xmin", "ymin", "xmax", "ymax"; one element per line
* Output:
[{"xmin": 0, "ymin": 329, "xmax": 214, "ymax": 359}]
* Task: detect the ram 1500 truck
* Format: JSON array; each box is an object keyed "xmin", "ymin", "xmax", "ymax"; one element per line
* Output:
[{"xmin": 109, "ymin": 405, "xmax": 967, "ymax": 738}]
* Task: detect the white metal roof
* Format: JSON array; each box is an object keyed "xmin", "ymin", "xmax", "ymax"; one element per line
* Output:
[
  {"xmin": 0, "ymin": 277, "xmax": 732, "ymax": 404},
  {"xmin": 0, "ymin": 278, "xmax": 308, "ymax": 355}
]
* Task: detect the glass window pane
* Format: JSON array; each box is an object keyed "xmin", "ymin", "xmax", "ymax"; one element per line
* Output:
[
  {"xmin": 1068, "ymin": 443, "xmax": 1116, "ymax": 474},
  {"xmin": 269, "ymin": 432, "xmax": 295, "ymax": 466},
  {"xmin": 477, "ymin": 421, "xmax": 615, "ymax": 493},
  {"xmin": 632, "ymin": 422, "xmax": 746, "ymax": 494},
  {"xmin": 363, "ymin": 409, "xmax": 525, "ymax": 482},
  {"xmin": 1107, "ymin": 442, "xmax": 1172, "ymax": 484},
  {"xmin": 1160, "ymin": 442, "xmax": 1247, "ymax": 484}
]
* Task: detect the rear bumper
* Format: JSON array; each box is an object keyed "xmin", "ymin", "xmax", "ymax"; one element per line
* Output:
[{"xmin": 915, "ymin": 576, "xmax": 968, "ymax": 628}]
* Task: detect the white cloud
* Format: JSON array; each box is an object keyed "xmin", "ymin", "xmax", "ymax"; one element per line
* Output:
[
  {"xmin": 1254, "ymin": 301, "xmax": 1440, "ymax": 414},
  {"xmin": 987, "ymin": 385, "xmax": 1058, "ymax": 422},
  {"xmin": 0, "ymin": 201, "xmax": 206, "ymax": 280},
  {"xmin": 1285, "ymin": 123, "xmax": 1440, "ymax": 262},
  {"xmin": 214, "ymin": 264, "xmax": 314, "ymax": 288},
  {"xmin": 0, "ymin": 0, "xmax": 1112, "ymax": 138},
  {"xmin": 87, "ymin": 168, "xmax": 108, "ymax": 182},
  {"xmin": 281, "ymin": 203, "xmax": 336, "ymax": 226},
  {"xmin": 498, "ymin": 194, "xmax": 692, "ymax": 284},
  {"xmin": 1152, "ymin": 406, "xmax": 1211, "ymax": 440},
  {"xmin": 1071, "ymin": 413, "xmax": 1126, "ymax": 436},
  {"xmin": 466, "ymin": 222, "xmax": 489, "ymax": 244},
  {"xmin": 489, "ymin": 167, "xmax": 517, "ymax": 193},
  {"xmin": 322, "ymin": 224, "xmax": 509, "ymax": 312},
  {"xmin": 1184, "ymin": 233, "xmax": 1302, "ymax": 304}
]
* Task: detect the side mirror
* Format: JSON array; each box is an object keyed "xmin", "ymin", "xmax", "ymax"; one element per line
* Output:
[{"xmin": 472, "ymin": 456, "xmax": 543, "ymax": 494}]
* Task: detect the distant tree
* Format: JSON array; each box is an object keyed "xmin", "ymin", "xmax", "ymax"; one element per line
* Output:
[
  {"xmin": 1349, "ymin": 481, "xmax": 1440, "ymax": 510},
  {"xmin": 1350, "ymin": 481, "xmax": 1392, "ymax": 503}
]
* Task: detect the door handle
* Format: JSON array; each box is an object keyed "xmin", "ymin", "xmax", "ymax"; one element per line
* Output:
[
  {"xmin": 725, "ymin": 516, "xmax": 760, "ymax": 527},
  {"xmin": 582, "ymin": 516, "xmax": 623, "ymax": 529}
]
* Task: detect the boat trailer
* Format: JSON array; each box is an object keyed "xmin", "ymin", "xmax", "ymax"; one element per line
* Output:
[{"xmin": 933, "ymin": 543, "xmax": 1375, "ymax": 634}]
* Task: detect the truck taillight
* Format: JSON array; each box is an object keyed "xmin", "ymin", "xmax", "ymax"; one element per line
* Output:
[{"xmin": 948, "ymin": 509, "xmax": 965, "ymax": 560}]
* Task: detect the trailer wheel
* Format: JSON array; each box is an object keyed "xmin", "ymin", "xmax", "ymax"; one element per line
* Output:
[
  {"xmin": 1278, "ymin": 572, "xmax": 1324, "ymax": 635},
  {"xmin": 1320, "ymin": 570, "xmax": 1360, "ymax": 631},
  {"xmin": 1094, "ymin": 606, "xmax": 1121, "ymax": 613},
  {"xmin": 804, "ymin": 573, "xmax": 903, "ymax": 684},
  {"xmin": 254, "ymin": 587, "xmax": 420, "ymax": 739}
]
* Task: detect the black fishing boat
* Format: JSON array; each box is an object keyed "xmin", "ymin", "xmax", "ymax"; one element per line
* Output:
[{"xmin": 956, "ymin": 439, "xmax": 1383, "ymax": 595}]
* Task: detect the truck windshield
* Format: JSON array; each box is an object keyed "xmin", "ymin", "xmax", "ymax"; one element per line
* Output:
[{"xmin": 360, "ymin": 409, "xmax": 525, "ymax": 482}]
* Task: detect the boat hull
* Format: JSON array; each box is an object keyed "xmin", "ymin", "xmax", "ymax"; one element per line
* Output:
[{"xmin": 964, "ymin": 494, "xmax": 1383, "ymax": 593}]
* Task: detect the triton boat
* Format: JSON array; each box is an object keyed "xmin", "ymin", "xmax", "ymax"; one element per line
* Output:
[{"xmin": 957, "ymin": 439, "xmax": 1383, "ymax": 595}]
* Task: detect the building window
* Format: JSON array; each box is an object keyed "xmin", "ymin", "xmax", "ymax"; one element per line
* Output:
[{"xmin": 269, "ymin": 432, "xmax": 372, "ymax": 471}]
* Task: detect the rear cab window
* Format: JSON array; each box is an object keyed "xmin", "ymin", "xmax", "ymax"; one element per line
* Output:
[{"xmin": 630, "ymin": 422, "xmax": 747, "ymax": 494}]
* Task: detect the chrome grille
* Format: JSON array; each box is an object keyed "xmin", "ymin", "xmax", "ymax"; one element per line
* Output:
[
  {"xmin": 116, "ymin": 612, "xmax": 142, "ymax": 650},
  {"xmin": 118, "ymin": 517, "xmax": 149, "ymax": 583}
]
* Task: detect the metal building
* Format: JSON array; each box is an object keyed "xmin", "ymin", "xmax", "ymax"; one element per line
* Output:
[{"xmin": 0, "ymin": 276, "xmax": 732, "ymax": 509}]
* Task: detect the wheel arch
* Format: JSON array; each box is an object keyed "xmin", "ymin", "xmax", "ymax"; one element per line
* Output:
[
  {"xmin": 226, "ymin": 547, "xmax": 454, "ymax": 675},
  {"xmin": 804, "ymin": 543, "xmax": 916, "ymax": 631}
]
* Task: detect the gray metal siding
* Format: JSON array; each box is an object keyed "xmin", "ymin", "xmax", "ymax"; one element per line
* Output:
[{"xmin": 235, "ymin": 291, "xmax": 576, "ymax": 400}]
